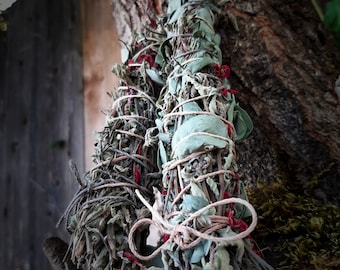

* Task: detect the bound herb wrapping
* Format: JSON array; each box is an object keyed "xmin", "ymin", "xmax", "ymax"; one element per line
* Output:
[
  {"xmin": 59, "ymin": 0, "xmax": 274, "ymax": 269},
  {"xmin": 58, "ymin": 29, "xmax": 162, "ymax": 268},
  {"xmin": 127, "ymin": 1, "xmax": 274, "ymax": 269}
]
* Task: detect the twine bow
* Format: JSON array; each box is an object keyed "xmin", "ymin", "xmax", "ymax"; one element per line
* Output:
[{"xmin": 128, "ymin": 189, "xmax": 258, "ymax": 261}]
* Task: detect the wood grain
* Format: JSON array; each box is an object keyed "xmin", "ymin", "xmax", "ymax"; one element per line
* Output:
[{"xmin": 0, "ymin": 0, "xmax": 84, "ymax": 269}]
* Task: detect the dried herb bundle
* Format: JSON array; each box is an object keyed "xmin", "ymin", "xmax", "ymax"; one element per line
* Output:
[
  {"xmin": 58, "ymin": 28, "xmax": 162, "ymax": 268},
  {"xmin": 59, "ymin": 0, "xmax": 274, "ymax": 269}
]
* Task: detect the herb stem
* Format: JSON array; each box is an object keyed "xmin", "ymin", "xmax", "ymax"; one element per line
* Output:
[{"xmin": 311, "ymin": 0, "xmax": 324, "ymax": 21}]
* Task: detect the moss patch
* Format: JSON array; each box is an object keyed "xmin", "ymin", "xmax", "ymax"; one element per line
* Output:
[{"xmin": 247, "ymin": 168, "xmax": 340, "ymax": 269}]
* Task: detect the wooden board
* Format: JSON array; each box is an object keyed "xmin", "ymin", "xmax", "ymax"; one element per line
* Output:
[{"xmin": 0, "ymin": 0, "xmax": 84, "ymax": 269}]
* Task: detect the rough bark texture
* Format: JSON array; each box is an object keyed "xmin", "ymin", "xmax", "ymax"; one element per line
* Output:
[
  {"xmin": 110, "ymin": 0, "xmax": 150, "ymax": 45},
  {"xmin": 217, "ymin": 0, "xmax": 340, "ymax": 204}
]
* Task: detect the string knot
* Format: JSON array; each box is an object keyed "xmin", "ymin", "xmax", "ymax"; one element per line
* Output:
[{"xmin": 128, "ymin": 189, "xmax": 258, "ymax": 261}]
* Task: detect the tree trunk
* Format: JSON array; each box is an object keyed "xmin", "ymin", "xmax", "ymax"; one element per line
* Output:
[{"xmin": 219, "ymin": 0, "xmax": 340, "ymax": 204}]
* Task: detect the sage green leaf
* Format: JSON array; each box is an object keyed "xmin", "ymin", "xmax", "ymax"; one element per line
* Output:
[
  {"xmin": 194, "ymin": 22, "xmax": 215, "ymax": 37},
  {"xmin": 172, "ymin": 115, "xmax": 228, "ymax": 158},
  {"xmin": 234, "ymin": 181, "xmax": 251, "ymax": 218},
  {"xmin": 182, "ymin": 195, "xmax": 209, "ymax": 213},
  {"xmin": 196, "ymin": 215, "xmax": 212, "ymax": 228},
  {"xmin": 234, "ymin": 105, "xmax": 253, "ymax": 141},
  {"xmin": 156, "ymin": 38, "xmax": 172, "ymax": 66},
  {"xmin": 227, "ymin": 100, "xmax": 235, "ymax": 123},
  {"xmin": 91, "ymin": 248, "xmax": 108, "ymax": 269},
  {"xmin": 218, "ymin": 228, "xmax": 245, "ymax": 263},
  {"xmin": 168, "ymin": 4, "xmax": 185, "ymax": 23},
  {"xmin": 190, "ymin": 244, "xmax": 204, "ymax": 263},
  {"xmin": 185, "ymin": 57, "xmax": 216, "ymax": 74},
  {"xmin": 191, "ymin": 265, "xmax": 203, "ymax": 270},
  {"xmin": 159, "ymin": 140, "xmax": 168, "ymax": 165},
  {"xmin": 204, "ymin": 246, "xmax": 233, "ymax": 270},
  {"xmin": 146, "ymin": 69, "xmax": 165, "ymax": 85},
  {"xmin": 191, "ymin": 182, "xmax": 208, "ymax": 200},
  {"xmin": 168, "ymin": 76, "xmax": 181, "ymax": 94},
  {"xmin": 206, "ymin": 177, "xmax": 219, "ymax": 199},
  {"xmin": 167, "ymin": 0, "xmax": 182, "ymax": 13},
  {"xmin": 155, "ymin": 52, "xmax": 164, "ymax": 66},
  {"xmin": 197, "ymin": 8, "xmax": 214, "ymax": 26},
  {"xmin": 213, "ymin": 34, "xmax": 221, "ymax": 46},
  {"xmin": 183, "ymin": 101, "xmax": 202, "ymax": 112},
  {"xmin": 120, "ymin": 47, "xmax": 129, "ymax": 63},
  {"xmin": 182, "ymin": 101, "xmax": 203, "ymax": 118}
]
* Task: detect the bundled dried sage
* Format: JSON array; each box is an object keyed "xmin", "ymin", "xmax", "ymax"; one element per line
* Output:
[
  {"xmin": 58, "ymin": 28, "xmax": 162, "ymax": 269},
  {"xmin": 59, "ymin": 0, "xmax": 274, "ymax": 269}
]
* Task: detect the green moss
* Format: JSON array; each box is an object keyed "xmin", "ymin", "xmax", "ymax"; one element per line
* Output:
[{"xmin": 247, "ymin": 168, "xmax": 340, "ymax": 269}]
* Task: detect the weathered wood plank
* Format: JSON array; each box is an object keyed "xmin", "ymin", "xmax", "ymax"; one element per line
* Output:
[{"xmin": 0, "ymin": 0, "xmax": 84, "ymax": 269}]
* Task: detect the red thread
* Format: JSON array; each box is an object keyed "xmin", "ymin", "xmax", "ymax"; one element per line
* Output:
[
  {"xmin": 134, "ymin": 165, "xmax": 141, "ymax": 185},
  {"xmin": 163, "ymin": 234, "xmax": 170, "ymax": 242},
  {"xmin": 219, "ymin": 65, "xmax": 231, "ymax": 79},
  {"xmin": 123, "ymin": 251, "xmax": 145, "ymax": 268}
]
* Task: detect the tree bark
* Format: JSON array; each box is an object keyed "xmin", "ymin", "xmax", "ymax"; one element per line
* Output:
[{"xmin": 217, "ymin": 0, "xmax": 340, "ymax": 204}]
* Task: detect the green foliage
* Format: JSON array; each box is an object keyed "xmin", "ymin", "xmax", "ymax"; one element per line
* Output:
[
  {"xmin": 312, "ymin": 0, "xmax": 340, "ymax": 43},
  {"xmin": 247, "ymin": 173, "xmax": 340, "ymax": 269},
  {"xmin": 324, "ymin": 0, "xmax": 340, "ymax": 42}
]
